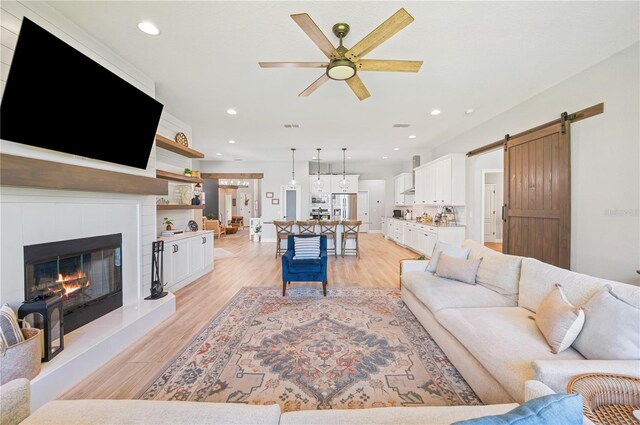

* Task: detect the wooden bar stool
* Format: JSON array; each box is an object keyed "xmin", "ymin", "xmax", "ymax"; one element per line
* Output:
[
  {"xmin": 296, "ymin": 220, "xmax": 318, "ymax": 235},
  {"xmin": 341, "ymin": 220, "xmax": 362, "ymax": 258},
  {"xmin": 273, "ymin": 221, "xmax": 294, "ymax": 258},
  {"xmin": 319, "ymin": 220, "xmax": 339, "ymax": 258}
]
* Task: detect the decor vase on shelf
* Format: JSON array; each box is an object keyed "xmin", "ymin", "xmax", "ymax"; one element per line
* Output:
[{"xmin": 183, "ymin": 168, "xmax": 192, "ymax": 177}]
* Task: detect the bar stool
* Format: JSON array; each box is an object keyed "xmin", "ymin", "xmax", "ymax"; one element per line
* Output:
[
  {"xmin": 319, "ymin": 220, "xmax": 339, "ymax": 258},
  {"xmin": 341, "ymin": 220, "xmax": 362, "ymax": 258},
  {"xmin": 296, "ymin": 220, "xmax": 318, "ymax": 235},
  {"xmin": 273, "ymin": 221, "xmax": 294, "ymax": 258}
]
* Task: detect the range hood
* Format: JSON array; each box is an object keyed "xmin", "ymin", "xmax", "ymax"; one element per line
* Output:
[{"xmin": 401, "ymin": 155, "xmax": 421, "ymax": 195}]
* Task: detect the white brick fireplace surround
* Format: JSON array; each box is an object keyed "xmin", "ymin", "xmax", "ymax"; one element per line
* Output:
[{"xmin": 0, "ymin": 187, "xmax": 176, "ymax": 409}]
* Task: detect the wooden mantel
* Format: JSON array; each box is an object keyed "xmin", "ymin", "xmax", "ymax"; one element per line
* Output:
[{"xmin": 0, "ymin": 154, "xmax": 168, "ymax": 195}]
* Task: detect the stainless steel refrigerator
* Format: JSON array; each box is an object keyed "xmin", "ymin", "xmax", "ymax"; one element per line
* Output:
[{"xmin": 331, "ymin": 193, "xmax": 358, "ymax": 221}]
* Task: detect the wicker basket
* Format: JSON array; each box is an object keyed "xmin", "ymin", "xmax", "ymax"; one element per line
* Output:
[
  {"xmin": 568, "ymin": 373, "xmax": 640, "ymax": 425},
  {"xmin": 0, "ymin": 328, "xmax": 41, "ymax": 385}
]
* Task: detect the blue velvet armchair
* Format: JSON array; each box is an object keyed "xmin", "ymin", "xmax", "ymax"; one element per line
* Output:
[{"xmin": 282, "ymin": 234, "xmax": 328, "ymax": 296}]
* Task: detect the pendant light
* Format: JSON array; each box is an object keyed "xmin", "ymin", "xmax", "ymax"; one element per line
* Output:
[
  {"xmin": 338, "ymin": 147, "xmax": 349, "ymax": 190},
  {"xmin": 312, "ymin": 148, "xmax": 324, "ymax": 191},
  {"xmin": 290, "ymin": 148, "xmax": 296, "ymax": 185}
]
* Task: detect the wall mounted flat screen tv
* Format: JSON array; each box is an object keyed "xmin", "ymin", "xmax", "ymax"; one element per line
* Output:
[{"xmin": 0, "ymin": 18, "xmax": 163, "ymax": 169}]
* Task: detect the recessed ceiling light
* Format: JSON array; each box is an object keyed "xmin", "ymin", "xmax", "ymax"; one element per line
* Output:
[
  {"xmin": 408, "ymin": 134, "xmax": 417, "ymax": 139},
  {"xmin": 347, "ymin": 156, "xmax": 352, "ymax": 159},
  {"xmin": 312, "ymin": 156, "xmax": 317, "ymax": 160},
  {"xmin": 228, "ymin": 140, "xmax": 236, "ymax": 144},
  {"xmin": 226, "ymin": 108, "xmax": 237, "ymax": 115},
  {"xmin": 137, "ymin": 21, "xmax": 160, "ymax": 36},
  {"xmin": 382, "ymin": 156, "xmax": 388, "ymax": 160},
  {"xmin": 216, "ymin": 153, "xmax": 222, "ymax": 156},
  {"xmin": 393, "ymin": 147, "xmax": 399, "ymax": 151},
  {"xmin": 465, "ymin": 108, "xmax": 474, "ymax": 115},
  {"xmin": 430, "ymin": 109, "xmax": 441, "ymax": 116}
]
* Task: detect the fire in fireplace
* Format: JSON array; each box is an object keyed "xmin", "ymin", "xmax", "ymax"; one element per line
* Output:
[{"xmin": 24, "ymin": 234, "xmax": 123, "ymax": 334}]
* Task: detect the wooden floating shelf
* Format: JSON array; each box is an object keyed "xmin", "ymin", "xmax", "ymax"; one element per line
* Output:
[
  {"xmin": 156, "ymin": 204, "xmax": 205, "ymax": 210},
  {"xmin": 0, "ymin": 154, "xmax": 168, "ymax": 195},
  {"xmin": 156, "ymin": 170, "xmax": 203, "ymax": 184},
  {"xmin": 155, "ymin": 134, "xmax": 204, "ymax": 159}
]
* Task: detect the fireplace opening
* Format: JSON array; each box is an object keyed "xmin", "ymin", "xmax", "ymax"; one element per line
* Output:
[{"xmin": 24, "ymin": 234, "xmax": 123, "ymax": 334}]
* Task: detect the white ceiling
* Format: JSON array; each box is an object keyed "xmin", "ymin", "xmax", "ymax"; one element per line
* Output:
[{"xmin": 49, "ymin": 1, "xmax": 639, "ymax": 165}]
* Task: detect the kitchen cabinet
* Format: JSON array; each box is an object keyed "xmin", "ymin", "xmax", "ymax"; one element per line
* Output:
[
  {"xmin": 414, "ymin": 154, "xmax": 466, "ymax": 206},
  {"xmin": 161, "ymin": 231, "xmax": 214, "ymax": 292},
  {"xmin": 309, "ymin": 175, "xmax": 332, "ymax": 194},
  {"xmin": 330, "ymin": 175, "xmax": 359, "ymax": 193},
  {"xmin": 381, "ymin": 217, "xmax": 387, "ymax": 237},
  {"xmin": 394, "ymin": 173, "xmax": 413, "ymax": 206},
  {"xmin": 384, "ymin": 218, "xmax": 465, "ymax": 256}
]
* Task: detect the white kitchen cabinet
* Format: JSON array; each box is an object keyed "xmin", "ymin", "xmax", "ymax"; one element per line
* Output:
[
  {"xmin": 330, "ymin": 175, "xmax": 359, "ymax": 193},
  {"xmin": 381, "ymin": 217, "xmax": 387, "ymax": 237},
  {"xmin": 161, "ymin": 231, "xmax": 214, "ymax": 292},
  {"xmin": 385, "ymin": 218, "xmax": 465, "ymax": 256},
  {"xmin": 414, "ymin": 154, "xmax": 466, "ymax": 206},
  {"xmin": 394, "ymin": 173, "xmax": 413, "ymax": 206},
  {"xmin": 309, "ymin": 175, "xmax": 332, "ymax": 194}
]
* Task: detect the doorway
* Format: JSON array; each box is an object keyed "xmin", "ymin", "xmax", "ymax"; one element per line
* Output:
[
  {"xmin": 281, "ymin": 185, "xmax": 301, "ymax": 221},
  {"xmin": 482, "ymin": 170, "xmax": 503, "ymax": 252},
  {"xmin": 357, "ymin": 190, "xmax": 369, "ymax": 232}
]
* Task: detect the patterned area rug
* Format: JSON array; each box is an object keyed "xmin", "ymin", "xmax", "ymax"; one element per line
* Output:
[{"xmin": 140, "ymin": 287, "xmax": 480, "ymax": 411}]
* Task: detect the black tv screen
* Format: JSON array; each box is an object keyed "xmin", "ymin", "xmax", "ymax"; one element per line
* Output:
[{"xmin": 0, "ymin": 18, "xmax": 163, "ymax": 169}]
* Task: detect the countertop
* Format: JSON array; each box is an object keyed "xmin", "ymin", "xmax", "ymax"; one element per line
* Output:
[
  {"xmin": 385, "ymin": 217, "xmax": 466, "ymax": 228},
  {"xmin": 157, "ymin": 230, "xmax": 213, "ymax": 243}
]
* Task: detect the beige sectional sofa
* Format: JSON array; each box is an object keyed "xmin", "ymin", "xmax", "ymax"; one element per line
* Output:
[{"xmin": 401, "ymin": 239, "xmax": 640, "ymax": 404}]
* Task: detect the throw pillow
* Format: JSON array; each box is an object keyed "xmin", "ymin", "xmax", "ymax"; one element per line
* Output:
[
  {"xmin": 0, "ymin": 304, "xmax": 24, "ymax": 347},
  {"xmin": 572, "ymin": 286, "xmax": 640, "ymax": 360},
  {"xmin": 452, "ymin": 393, "xmax": 583, "ymax": 425},
  {"xmin": 435, "ymin": 253, "xmax": 481, "ymax": 285},
  {"xmin": 426, "ymin": 242, "xmax": 471, "ymax": 273},
  {"xmin": 293, "ymin": 236, "xmax": 321, "ymax": 260},
  {"xmin": 535, "ymin": 284, "xmax": 585, "ymax": 354}
]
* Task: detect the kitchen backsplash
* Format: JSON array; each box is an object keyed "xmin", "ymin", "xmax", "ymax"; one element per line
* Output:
[{"xmin": 410, "ymin": 205, "xmax": 467, "ymax": 225}]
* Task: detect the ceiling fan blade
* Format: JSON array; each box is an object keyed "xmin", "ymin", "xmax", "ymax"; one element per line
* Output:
[
  {"xmin": 259, "ymin": 62, "xmax": 328, "ymax": 68},
  {"xmin": 346, "ymin": 8, "xmax": 414, "ymax": 61},
  {"xmin": 290, "ymin": 13, "xmax": 338, "ymax": 59},
  {"xmin": 346, "ymin": 76, "xmax": 371, "ymax": 101},
  {"xmin": 357, "ymin": 59, "xmax": 423, "ymax": 73},
  {"xmin": 299, "ymin": 74, "xmax": 330, "ymax": 97}
]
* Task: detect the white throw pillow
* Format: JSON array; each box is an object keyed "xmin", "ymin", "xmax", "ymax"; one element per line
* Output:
[
  {"xmin": 293, "ymin": 236, "xmax": 321, "ymax": 259},
  {"xmin": 572, "ymin": 286, "xmax": 640, "ymax": 360},
  {"xmin": 435, "ymin": 253, "xmax": 481, "ymax": 285},
  {"xmin": 535, "ymin": 284, "xmax": 585, "ymax": 354},
  {"xmin": 0, "ymin": 304, "xmax": 24, "ymax": 347},
  {"xmin": 426, "ymin": 242, "xmax": 471, "ymax": 273}
]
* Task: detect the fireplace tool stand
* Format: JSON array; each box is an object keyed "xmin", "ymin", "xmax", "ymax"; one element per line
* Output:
[{"xmin": 145, "ymin": 241, "xmax": 167, "ymax": 300}]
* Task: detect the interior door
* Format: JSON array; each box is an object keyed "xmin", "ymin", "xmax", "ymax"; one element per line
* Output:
[
  {"xmin": 357, "ymin": 191, "xmax": 369, "ymax": 232},
  {"xmin": 484, "ymin": 184, "xmax": 497, "ymax": 243},
  {"xmin": 503, "ymin": 122, "xmax": 570, "ymax": 268}
]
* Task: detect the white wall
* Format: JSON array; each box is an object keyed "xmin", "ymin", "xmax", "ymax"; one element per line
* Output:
[
  {"xmin": 359, "ymin": 180, "xmax": 386, "ymax": 231},
  {"xmin": 432, "ymin": 43, "xmax": 640, "ymax": 284}
]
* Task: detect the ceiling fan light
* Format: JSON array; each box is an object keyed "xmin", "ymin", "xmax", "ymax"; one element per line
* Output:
[{"xmin": 327, "ymin": 59, "xmax": 356, "ymax": 81}]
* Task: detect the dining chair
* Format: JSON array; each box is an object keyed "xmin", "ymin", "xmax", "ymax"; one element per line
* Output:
[
  {"xmin": 296, "ymin": 220, "xmax": 318, "ymax": 235},
  {"xmin": 318, "ymin": 220, "xmax": 339, "ymax": 258},
  {"xmin": 273, "ymin": 221, "xmax": 294, "ymax": 258},
  {"xmin": 341, "ymin": 220, "xmax": 362, "ymax": 258}
]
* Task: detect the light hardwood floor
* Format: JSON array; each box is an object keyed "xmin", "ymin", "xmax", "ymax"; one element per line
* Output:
[
  {"xmin": 484, "ymin": 242, "xmax": 503, "ymax": 253},
  {"xmin": 61, "ymin": 229, "xmax": 416, "ymax": 400}
]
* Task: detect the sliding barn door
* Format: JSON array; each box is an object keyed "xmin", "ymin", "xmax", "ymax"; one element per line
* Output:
[{"xmin": 503, "ymin": 122, "xmax": 570, "ymax": 268}]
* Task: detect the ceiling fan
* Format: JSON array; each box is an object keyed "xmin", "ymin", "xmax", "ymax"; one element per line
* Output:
[{"xmin": 259, "ymin": 8, "xmax": 423, "ymax": 101}]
